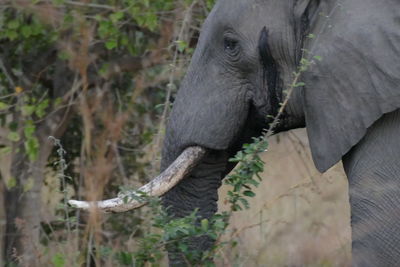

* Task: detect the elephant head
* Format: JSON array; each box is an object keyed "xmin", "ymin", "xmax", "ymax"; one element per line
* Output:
[
  {"xmin": 159, "ymin": 0, "xmax": 400, "ymax": 264},
  {"xmin": 70, "ymin": 0, "xmax": 400, "ymax": 265}
]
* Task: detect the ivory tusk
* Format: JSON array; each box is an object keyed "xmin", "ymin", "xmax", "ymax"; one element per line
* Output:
[{"xmin": 68, "ymin": 146, "xmax": 206, "ymax": 213}]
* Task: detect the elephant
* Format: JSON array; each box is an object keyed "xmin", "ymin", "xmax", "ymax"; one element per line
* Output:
[
  {"xmin": 69, "ymin": 0, "xmax": 400, "ymax": 266},
  {"xmin": 160, "ymin": 0, "xmax": 400, "ymax": 265}
]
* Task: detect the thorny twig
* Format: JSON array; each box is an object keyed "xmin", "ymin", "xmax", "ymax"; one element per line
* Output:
[{"xmin": 48, "ymin": 136, "xmax": 72, "ymax": 236}]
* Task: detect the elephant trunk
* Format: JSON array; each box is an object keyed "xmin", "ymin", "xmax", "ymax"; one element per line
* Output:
[{"xmin": 162, "ymin": 149, "xmax": 230, "ymax": 265}]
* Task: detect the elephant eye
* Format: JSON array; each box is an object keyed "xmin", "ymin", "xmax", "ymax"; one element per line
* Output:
[{"xmin": 223, "ymin": 37, "xmax": 239, "ymax": 54}]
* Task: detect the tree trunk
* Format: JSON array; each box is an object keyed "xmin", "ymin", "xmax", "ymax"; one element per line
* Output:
[
  {"xmin": 2, "ymin": 105, "xmax": 72, "ymax": 266},
  {"xmin": 0, "ymin": 181, "xmax": 5, "ymax": 266},
  {"xmin": 4, "ymin": 141, "xmax": 53, "ymax": 266}
]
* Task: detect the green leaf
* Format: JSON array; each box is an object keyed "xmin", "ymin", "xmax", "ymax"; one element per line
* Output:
[
  {"xmin": 0, "ymin": 146, "xmax": 11, "ymax": 155},
  {"xmin": 35, "ymin": 99, "xmax": 49, "ymax": 118},
  {"xmin": 21, "ymin": 25, "xmax": 32, "ymax": 38},
  {"xmin": 24, "ymin": 137, "xmax": 39, "ymax": 161},
  {"xmin": 31, "ymin": 22, "xmax": 44, "ymax": 36},
  {"xmin": 178, "ymin": 242, "xmax": 188, "ymax": 253},
  {"xmin": 239, "ymin": 197, "xmax": 249, "ymax": 209},
  {"xmin": 0, "ymin": 101, "xmax": 9, "ymax": 110},
  {"xmin": 105, "ymin": 39, "xmax": 117, "ymax": 50},
  {"xmin": 23, "ymin": 178, "xmax": 34, "ymax": 193},
  {"xmin": 247, "ymin": 179, "xmax": 259, "ymax": 187},
  {"xmin": 120, "ymin": 35, "xmax": 129, "ymax": 46},
  {"xmin": 144, "ymin": 13, "xmax": 157, "ymax": 31},
  {"xmin": 58, "ymin": 51, "xmax": 70, "ymax": 60},
  {"xmin": 6, "ymin": 177, "xmax": 17, "ymax": 189},
  {"xmin": 52, "ymin": 253, "xmax": 65, "ymax": 267},
  {"xmin": 295, "ymin": 82, "xmax": 305, "ymax": 87},
  {"xmin": 7, "ymin": 131, "xmax": 20, "ymax": 142},
  {"xmin": 6, "ymin": 30, "xmax": 18, "ymax": 41},
  {"xmin": 99, "ymin": 63, "xmax": 110, "ymax": 77},
  {"xmin": 116, "ymin": 251, "xmax": 133, "ymax": 265},
  {"xmin": 24, "ymin": 120, "xmax": 36, "ymax": 138},
  {"xmin": 54, "ymin": 97, "xmax": 63, "ymax": 107},
  {"xmin": 21, "ymin": 105, "xmax": 35, "ymax": 116},
  {"xmin": 110, "ymin": 11, "xmax": 124, "ymax": 23},
  {"xmin": 176, "ymin": 40, "xmax": 188, "ymax": 53},
  {"xmin": 213, "ymin": 219, "xmax": 226, "ymax": 230},
  {"xmin": 201, "ymin": 219, "xmax": 209, "ymax": 231},
  {"xmin": 307, "ymin": 33, "xmax": 316, "ymax": 39},
  {"xmin": 313, "ymin": 55, "xmax": 323, "ymax": 61},
  {"xmin": 8, "ymin": 20, "xmax": 20, "ymax": 29},
  {"xmin": 98, "ymin": 20, "xmax": 113, "ymax": 38},
  {"xmin": 243, "ymin": 190, "xmax": 256, "ymax": 197}
]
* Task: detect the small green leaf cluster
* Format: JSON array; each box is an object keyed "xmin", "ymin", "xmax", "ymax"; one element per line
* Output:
[
  {"xmin": 1, "ymin": 93, "xmax": 51, "ymax": 162},
  {"xmin": 224, "ymin": 137, "xmax": 269, "ymax": 211},
  {"xmin": 23, "ymin": 119, "xmax": 39, "ymax": 161},
  {"xmin": 114, "ymin": 195, "xmax": 227, "ymax": 266},
  {"xmin": 91, "ymin": 0, "xmax": 176, "ymax": 53},
  {"xmin": 51, "ymin": 252, "xmax": 66, "ymax": 267},
  {"xmin": 129, "ymin": 136, "xmax": 270, "ymax": 265},
  {"xmin": 0, "ymin": 10, "xmax": 55, "ymax": 46},
  {"xmin": 105, "ymin": 135, "xmax": 269, "ymax": 265}
]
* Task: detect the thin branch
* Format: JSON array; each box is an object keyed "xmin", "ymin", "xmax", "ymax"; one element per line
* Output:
[
  {"xmin": 265, "ymin": 71, "xmax": 302, "ymax": 137},
  {"xmin": 64, "ymin": 0, "xmax": 115, "ymax": 10},
  {"xmin": 265, "ymin": 1, "xmax": 342, "ymax": 138},
  {"xmin": 0, "ymin": 93, "xmax": 16, "ymax": 100},
  {"xmin": 0, "ymin": 55, "xmax": 16, "ymax": 88},
  {"xmin": 112, "ymin": 142, "xmax": 129, "ymax": 184}
]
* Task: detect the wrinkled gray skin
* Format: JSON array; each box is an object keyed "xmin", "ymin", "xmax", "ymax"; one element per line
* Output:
[{"xmin": 161, "ymin": 0, "xmax": 400, "ymax": 266}]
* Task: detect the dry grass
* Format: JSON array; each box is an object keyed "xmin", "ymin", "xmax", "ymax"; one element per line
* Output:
[
  {"xmin": 218, "ymin": 129, "xmax": 351, "ymax": 267},
  {"xmin": 38, "ymin": 129, "xmax": 351, "ymax": 266},
  {"xmin": 2, "ymin": 127, "xmax": 351, "ymax": 266}
]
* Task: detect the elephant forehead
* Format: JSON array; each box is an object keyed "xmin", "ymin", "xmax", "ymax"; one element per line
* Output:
[{"xmin": 211, "ymin": 0, "xmax": 293, "ymax": 33}]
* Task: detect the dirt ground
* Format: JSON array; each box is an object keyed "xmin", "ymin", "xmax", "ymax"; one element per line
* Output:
[{"xmin": 218, "ymin": 129, "xmax": 351, "ymax": 266}]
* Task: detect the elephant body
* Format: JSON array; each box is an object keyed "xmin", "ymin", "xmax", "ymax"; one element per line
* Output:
[
  {"xmin": 161, "ymin": 0, "xmax": 400, "ymax": 266},
  {"xmin": 344, "ymin": 109, "xmax": 400, "ymax": 266}
]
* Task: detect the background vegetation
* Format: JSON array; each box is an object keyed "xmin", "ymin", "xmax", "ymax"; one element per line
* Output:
[{"xmin": 0, "ymin": 0, "xmax": 350, "ymax": 266}]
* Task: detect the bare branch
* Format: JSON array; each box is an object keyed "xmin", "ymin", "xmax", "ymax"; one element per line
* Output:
[
  {"xmin": 63, "ymin": 0, "xmax": 115, "ymax": 10},
  {"xmin": 0, "ymin": 55, "xmax": 16, "ymax": 88}
]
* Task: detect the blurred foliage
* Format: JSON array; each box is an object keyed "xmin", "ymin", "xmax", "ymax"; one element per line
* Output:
[{"xmin": 0, "ymin": 0, "xmax": 217, "ymax": 265}]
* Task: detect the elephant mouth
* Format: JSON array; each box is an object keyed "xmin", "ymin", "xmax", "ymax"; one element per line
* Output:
[{"xmin": 68, "ymin": 146, "xmax": 207, "ymax": 213}]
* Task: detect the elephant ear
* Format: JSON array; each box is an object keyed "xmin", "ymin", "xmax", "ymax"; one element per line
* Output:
[{"xmin": 299, "ymin": 0, "xmax": 400, "ymax": 172}]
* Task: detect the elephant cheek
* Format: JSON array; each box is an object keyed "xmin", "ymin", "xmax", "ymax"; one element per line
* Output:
[{"xmin": 162, "ymin": 91, "xmax": 250, "ymax": 168}]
